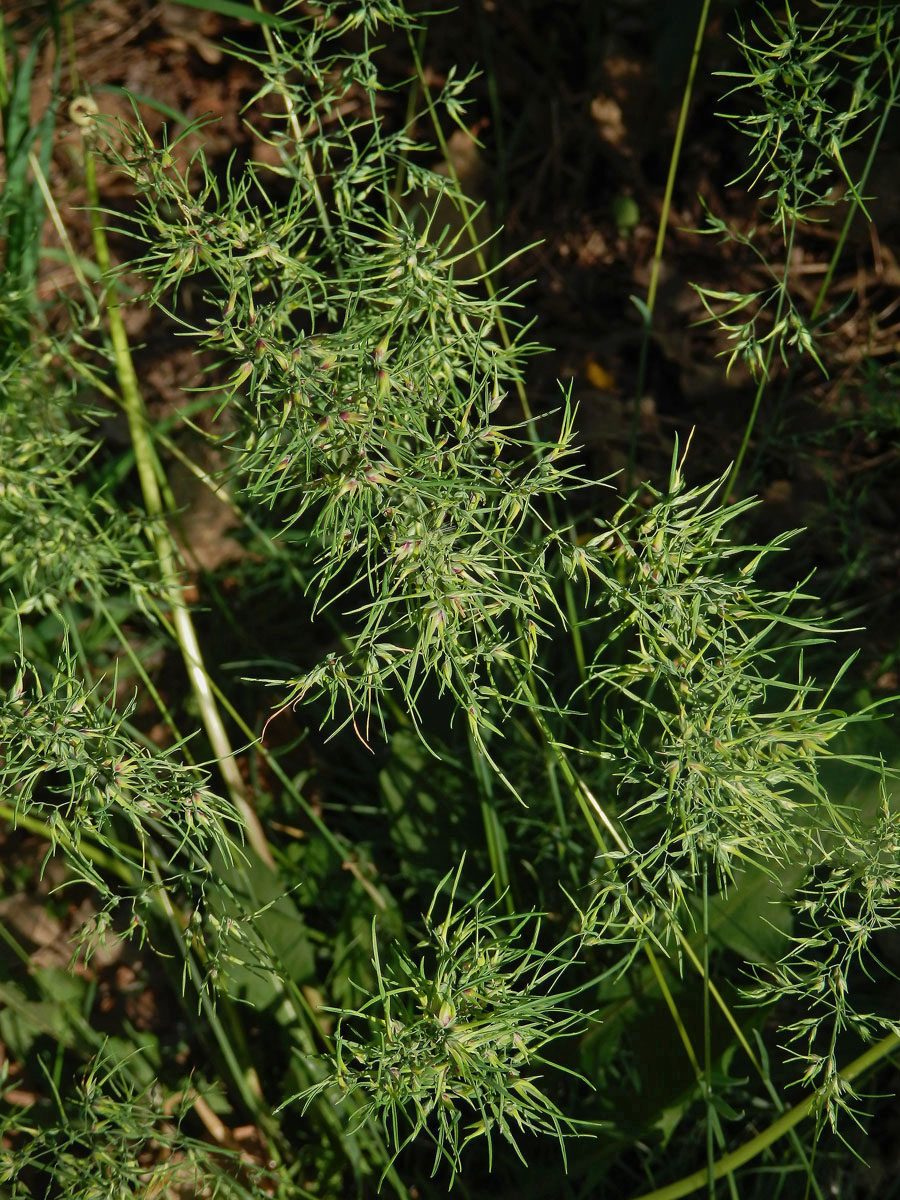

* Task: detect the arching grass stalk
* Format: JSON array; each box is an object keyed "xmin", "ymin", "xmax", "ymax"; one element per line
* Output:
[
  {"xmin": 631, "ymin": 1031, "xmax": 900, "ymax": 1200},
  {"xmin": 76, "ymin": 101, "xmax": 273, "ymax": 866},
  {"xmin": 627, "ymin": 0, "xmax": 713, "ymax": 491},
  {"xmin": 46, "ymin": 341, "xmax": 393, "ymax": 867},
  {"xmin": 66, "ymin": 114, "xmax": 359, "ymax": 1169}
]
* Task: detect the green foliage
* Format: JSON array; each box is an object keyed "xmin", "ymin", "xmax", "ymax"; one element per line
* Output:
[
  {"xmin": 0, "ymin": 384, "xmax": 153, "ymax": 617},
  {"xmin": 694, "ymin": 1, "xmax": 900, "ymax": 382},
  {"xmin": 2, "ymin": 2, "xmax": 900, "ymax": 1198},
  {"xmin": 294, "ymin": 871, "xmax": 587, "ymax": 1182},
  {"xmin": 98, "ymin": 42, "xmax": 579, "ymax": 748},
  {"xmin": 722, "ymin": 2, "xmax": 890, "ymax": 226},
  {"xmin": 579, "ymin": 463, "xmax": 879, "ymax": 887},
  {"xmin": 1, "ymin": 1053, "xmax": 277, "ymax": 1199},
  {"xmin": 746, "ymin": 790, "xmax": 900, "ymax": 1130},
  {"xmin": 1, "ymin": 642, "xmax": 240, "ymax": 953},
  {"xmin": 0, "ymin": 17, "xmax": 59, "ymax": 313}
]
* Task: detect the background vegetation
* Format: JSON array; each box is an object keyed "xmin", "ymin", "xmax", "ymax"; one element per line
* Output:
[{"xmin": 2, "ymin": 1, "xmax": 900, "ymax": 1197}]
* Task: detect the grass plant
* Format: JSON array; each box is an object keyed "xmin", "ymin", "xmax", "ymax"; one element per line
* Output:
[{"xmin": 2, "ymin": 1, "xmax": 900, "ymax": 1197}]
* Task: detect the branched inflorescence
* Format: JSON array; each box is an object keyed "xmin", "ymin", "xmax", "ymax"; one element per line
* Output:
[
  {"xmin": 98, "ymin": 6, "xmax": 579, "ymax": 747},
  {"xmin": 293, "ymin": 872, "xmax": 588, "ymax": 1182}
]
